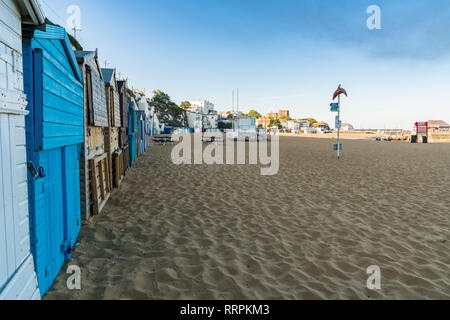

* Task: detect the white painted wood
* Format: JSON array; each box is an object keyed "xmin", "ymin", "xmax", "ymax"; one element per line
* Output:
[
  {"xmin": 0, "ymin": 255, "xmax": 40, "ymax": 300},
  {"xmin": 0, "ymin": 0, "xmax": 21, "ymax": 54},
  {"xmin": 0, "ymin": 0, "xmax": 39, "ymax": 300}
]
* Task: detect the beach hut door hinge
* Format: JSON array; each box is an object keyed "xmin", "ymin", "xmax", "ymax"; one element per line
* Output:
[{"xmin": 27, "ymin": 162, "xmax": 39, "ymax": 179}]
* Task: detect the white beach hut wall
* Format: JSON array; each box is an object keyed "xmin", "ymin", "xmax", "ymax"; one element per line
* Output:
[{"xmin": 0, "ymin": 0, "xmax": 44, "ymax": 300}]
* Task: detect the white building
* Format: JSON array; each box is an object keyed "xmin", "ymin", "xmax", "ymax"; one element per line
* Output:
[
  {"xmin": 188, "ymin": 100, "xmax": 216, "ymax": 114},
  {"xmin": 186, "ymin": 111, "xmax": 203, "ymax": 132},
  {"xmin": 342, "ymin": 123, "xmax": 354, "ymax": 132},
  {"xmin": 186, "ymin": 100, "xmax": 218, "ymax": 130},
  {"xmin": 134, "ymin": 90, "xmax": 152, "ymax": 119},
  {"xmin": 287, "ymin": 120, "xmax": 310, "ymax": 131},
  {"xmin": 203, "ymin": 114, "xmax": 218, "ymax": 130}
]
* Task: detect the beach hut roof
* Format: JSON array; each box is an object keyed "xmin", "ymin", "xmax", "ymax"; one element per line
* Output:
[
  {"xmin": 74, "ymin": 50, "xmax": 95, "ymax": 62},
  {"xmin": 16, "ymin": 0, "xmax": 45, "ymax": 25},
  {"xmin": 428, "ymin": 120, "xmax": 450, "ymax": 128},
  {"xmin": 117, "ymin": 80, "xmax": 127, "ymax": 92},
  {"xmin": 75, "ymin": 50, "xmax": 104, "ymax": 80},
  {"xmin": 33, "ymin": 25, "xmax": 82, "ymax": 82},
  {"xmin": 101, "ymin": 68, "xmax": 115, "ymax": 85}
]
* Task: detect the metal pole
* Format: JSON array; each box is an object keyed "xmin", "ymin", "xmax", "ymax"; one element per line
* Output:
[
  {"xmin": 337, "ymin": 94, "xmax": 341, "ymax": 160},
  {"xmin": 232, "ymin": 90, "xmax": 235, "ymax": 132}
]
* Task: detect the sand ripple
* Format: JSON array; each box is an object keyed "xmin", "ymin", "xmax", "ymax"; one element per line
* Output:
[{"xmin": 45, "ymin": 138, "xmax": 450, "ymax": 300}]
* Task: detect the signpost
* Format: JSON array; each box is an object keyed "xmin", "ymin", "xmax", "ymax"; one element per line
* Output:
[
  {"xmin": 335, "ymin": 116, "xmax": 342, "ymax": 129},
  {"xmin": 337, "ymin": 94, "xmax": 342, "ymax": 159},
  {"xmin": 414, "ymin": 122, "xmax": 429, "ymax": 143},
  {"xmin": 331, "ymin": 85, "xmax": 348, "ymax": 160}
]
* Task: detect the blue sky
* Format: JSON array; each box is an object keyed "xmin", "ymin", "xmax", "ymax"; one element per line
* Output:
[{"xmin": 40, "ymin": 0, "xmax": 450, "ymax": 129}]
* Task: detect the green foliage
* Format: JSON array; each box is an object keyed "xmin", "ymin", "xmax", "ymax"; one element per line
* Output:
[
  {"xmin": 126, "ymin": 88, "xmax": 136, "ymax": 100},
  {"xmin": 272, "ymin": 119, "xmax": 282, "ymax": 129},
  {"xmin": 248, "ymin": 110, "xmax": 262, "ymax": 118},
  {"xmin": 150, "ymin": 90, "xmax": 186, "ymax": 126},
  {"xmin": 218, "ymin": 121, "xmax": 233, "ymax": 130},
  {"xmin": 180, "ymin": 101, "xmax": 192, "ymax": 110}
]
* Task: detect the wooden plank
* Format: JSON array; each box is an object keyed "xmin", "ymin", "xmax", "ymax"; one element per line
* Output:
[
  {"xmin": 104, "ymin": 157, "xmax": 110, "ymax": 193},
  {"xmin": 0, "ymin": 113, "xmax": 16, "ymax": 280},
  {"xmin": 0, "ymin": 0, "xmax": 21, "ymax": 53},
  {"xmin": 89, "ymin": 159, "xmax": 99, "ymax": 216},
  {"xmin": 98, "ymin": 158, "xmax": 105, "ymax": 201}
]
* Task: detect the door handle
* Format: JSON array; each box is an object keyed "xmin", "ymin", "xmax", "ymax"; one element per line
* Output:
[{"xmin": 38, "ymin": 166, "xmax": 45, "ymax": 178}]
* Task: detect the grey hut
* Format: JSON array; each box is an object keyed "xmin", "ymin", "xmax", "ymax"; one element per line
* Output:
[
  {"xmin": 75, "ymin": 50, "xmax": 111, "ymax": 220},
  {"xmin": 101, "ymin": 68, "xmax": 123, "ymax": 189}
]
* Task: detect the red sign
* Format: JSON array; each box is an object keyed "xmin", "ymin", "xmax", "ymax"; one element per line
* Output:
[{"xmin": 415, "ymin": 122, "xmax": 429, "ymax": 135}]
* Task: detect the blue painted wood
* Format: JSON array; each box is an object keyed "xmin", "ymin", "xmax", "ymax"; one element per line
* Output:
[
  {"xmin": 23, "ymin": 24, "xmax": 83, "ymax": 296},
  {"xmin": 62, "ymin": 145, "xmax": 81, "ymax": 260},
  {"xmin": 33, "ymin": 49, "xmax": 43, "ymax": 151},
  {"xmin": 128, "ymin": 104, "xmax": 137, "ymax": 164}
]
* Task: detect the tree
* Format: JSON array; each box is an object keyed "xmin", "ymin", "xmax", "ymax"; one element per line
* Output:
[
  {"xmin": 150, "ymin": 90, "xmax": 186, "ymax": 126},
  {"xmin": 218, "ymin": 121, "xmax": 232, "ymax": 130},
  {"xmin": 272, "ymin": 119, "xmax": 282, "ymax": 129},
  {"xmin": 248, "ymin": 110, "xmax": 262, "ymax": 118},
  {"xmin": 180, "ymin": 101, "xmax": 191, "ymax": 110}
]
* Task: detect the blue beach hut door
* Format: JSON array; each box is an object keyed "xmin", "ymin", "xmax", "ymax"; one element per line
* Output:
[
  {"xmin": 23, "ymin": 25, "xmax": 83, "ymax": 296},
  {"xmin": 128, "ymin": 107, "xmax": 136, "ymax": 163}
]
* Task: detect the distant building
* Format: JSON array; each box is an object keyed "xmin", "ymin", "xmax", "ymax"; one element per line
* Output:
[
  {"xmin": 268, "ymin": 112, "xmax": 279, "ymax": 119},
  {"xmin": 342, "ymin": 123, "xmax": 354, "ymax": 131},
  {"xmin": 256, "ymin": 117, "xmax": 272, "ymax": 129},
  {"xmin": 313, "ymin": 121, "xmax": 330, "ymax": 132},
  {"xmin": 188, "ymin": 100, "xmax": 216, "ymax": 114},
  {"xmin": 186, "ymin": 112, "xmax": 203, "ymax": 131},
  {"xmin": 298, "ymin": 120, "xmax": 310, "ymax": 128},
  {"xmin": 428, "ymin": 120, "xmax": 450, "ymax": 131},
  {"xmin": 278, "ymin": 110, "xmax": 290, "ymax": 119},
  {"xmin": 203, "ymin": 114, "xmax": 218, "ymax": 129},
  {"xmin": 286, "ymin": 120, "xmax": 310, "ymax": 131}
]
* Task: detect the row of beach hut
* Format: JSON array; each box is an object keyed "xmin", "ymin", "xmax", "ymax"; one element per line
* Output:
[{"xmin": 0, "ymin": 0, "xmax": 152, "ymax": 299}]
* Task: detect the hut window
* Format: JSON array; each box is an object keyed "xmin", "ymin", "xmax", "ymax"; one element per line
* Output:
[{"xmin": 85, "ymin": 66, "xmax": 94, "ymax": 126}]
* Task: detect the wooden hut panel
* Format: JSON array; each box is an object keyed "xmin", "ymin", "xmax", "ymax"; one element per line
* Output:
[
  {"xmin": 110, "ymin": 127, "xmax": 119, "ymax": 153},
  {"xmin": 114, "ymin": 90, "xmax": 120, "ymax": 127},
  {"xmin": 0, "ymin": 0, "xmax": 42, "ymax": 299},
  {"xmin": 23, "ymin": 24, "xmax": 83, "ymax": 296},
  {"xmin": 117, "ymin": 80, "xmax": 128, "ymax": 128},
  {"xmin": 119, "ymin": 127, "xmax": 128, "ymax": 149},
  {"xmin": 0, "ymin": 110, "xmax": 31, "ymax": 288},
  {"xmin": 87, "ymin": 126, "xmax": 105, "ymax": 159},
  {"xmin": 86, "ymin": 59, "xmax": 108, "ymax": 127},
  {"xmin": 112, "ymin": 150, "xmax": 124, "ymax": 188},
  {"xmin": 89, "ymin": 154, "xmax": 110, "ymax": 216},
  {"xmin": 122, "ymin": 145, "xmax": 130, "ymax": 176},
  {"xmin": 75, "ymin": 50, "xmax": 108, "ymax": 221}
]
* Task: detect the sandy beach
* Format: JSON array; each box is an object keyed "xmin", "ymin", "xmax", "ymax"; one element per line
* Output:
[{"xmin": 45, "ymin": 136, "xmax": 450, "ymax": 300}]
